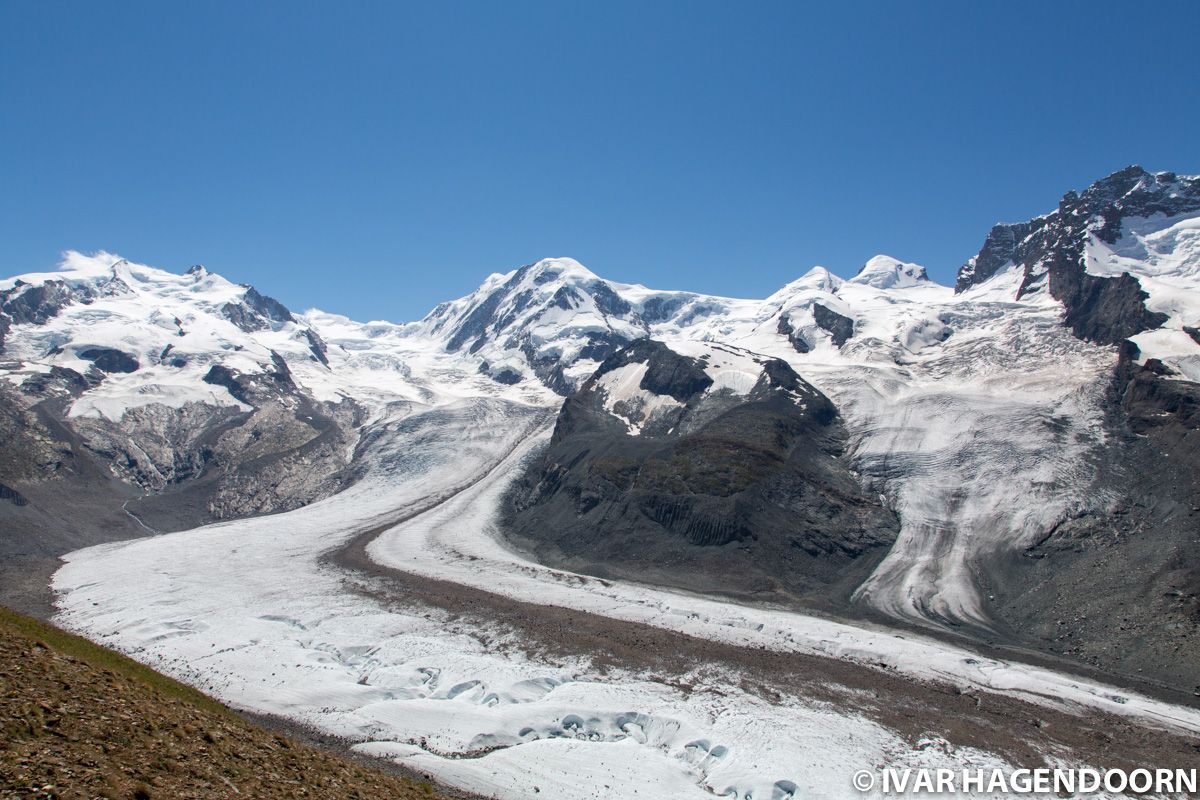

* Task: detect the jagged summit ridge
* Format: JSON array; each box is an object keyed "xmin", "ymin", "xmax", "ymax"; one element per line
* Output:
[
  {"xmin": 955, "ymin": 165, "xmax": 1200, "ymax": 293},
  {"xmin": 412, "ymin": 257, "xmax": 721, "ymax": 393},
  {"xmin": 415, "ymin": 254, "xmax": 950, "ymax": 392},
  {"xmin": 4, "ymin": 163, "xmax": 1199, "ymax": 417},
  {"xmin": 952, "ymin": 166, "xmax": 1200, "ymax": 373}
]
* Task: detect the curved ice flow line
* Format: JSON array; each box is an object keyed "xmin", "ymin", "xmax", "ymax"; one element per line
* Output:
[
  {"xmin": 834, "ymin": 373, "xmax": 1109, "ymax": 630},
  {"xmin": 740, "ymin": 296, "xmax": 1123, "ymax": 634},
  {"xmin": 366, "ymin": 417, "xmax": 1200, "ymax": 737}
]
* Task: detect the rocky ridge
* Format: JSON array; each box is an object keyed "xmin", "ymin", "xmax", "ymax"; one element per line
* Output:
[{"xmin": 503, "ymin": 339, "xmax": 900, "ymax": 605}]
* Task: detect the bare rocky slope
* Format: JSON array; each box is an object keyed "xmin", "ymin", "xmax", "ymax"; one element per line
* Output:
[
  {"xmin": 503, "ymin": 339, "xmax": 899, "ymax": 608},
  {"xmin": 980, "ymin": 345, "xmax": 1200, "ymax": 693},
  {"xmin": 0, "ymin": 607, "xmax": 462, "ymax": 800}
]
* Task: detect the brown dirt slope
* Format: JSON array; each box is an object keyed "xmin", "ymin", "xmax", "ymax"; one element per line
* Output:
[{"xmin": 0, "ymin": 607, "xmax": 454, "ymax": 800}]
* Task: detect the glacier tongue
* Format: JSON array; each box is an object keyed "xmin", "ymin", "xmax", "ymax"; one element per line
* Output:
[
  {"xmin": 823, "ymin": 317, "xmax": 1114, "ymax": 629},
  {"xmin": 50, "ymin": 398, "xmax": 1018, "ymax": 800}
]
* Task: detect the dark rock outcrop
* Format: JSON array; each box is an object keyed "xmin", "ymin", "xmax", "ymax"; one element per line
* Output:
[
  {"xmin": 577, "ymin": 331, "xmax": 629, "ymax": 363},
  {"xmin": 954, "ymin": 220, "xmax": 1037, "ymax": 292},
  {"xmin": 304, "ymin": 328, "xmax": 330, "ymax": 366},
  {"xmin": 588, "ymin": 280, "xmax": 632, "ymax": 317},
  {"xmin": 478, "ymin": 361, "xmax": 523, "ymax": 385},
  {"xmin": 77, "ymin": 348, "xmax": 139, "ymax": 374},
  {"xmin": 445, "ymin": 281, "xmax": 507, "ymax": 352},
  {"xmin": 202, "ymin": 352, "xmax": 296, "ymax": 407},
  {"xmin": 503, "ymin": 340, "xmax": 899, "ymax": 606},
  {"xmin": 222, "ymin": 287, "xmax": 295, "ymax": 333},
  {"xmin": 20, "ymin": 366, "xmax": 101, "ymax": 396},
  {"xmin": 591, "ymin": 339, "xmax": 712, "ymax": 403},
  {"xmin": 243, "ymin": 287, "xmax": 294, "ymax": 324},
  {"xmin": 1, "ymin": 280, "xmax": 84, "ymax": 326},
  {"xmin": 0, "ymin": 483, "xmax": 28, "ymax": 506},
  {"xmin": 955, "ymin": 166, "xmax": 1197, "ymax": 347},
  {"xmin": 221, "ymin": 302, "xmax": 264, "ymax": 333},
  {"xmin": 812, "ymin": 303, "xmax": 854, "ymax": 347},
  {"xmin": 983, "ymin": 342, "xmax": 1200, "ymax": 692},
  {"xmin": 777, "ymin": 314, "xmax": 810, "ymax": 353},
  {"xmin": 1036, "ymin": 251, "xmax": 1167, "ymax": 345}
]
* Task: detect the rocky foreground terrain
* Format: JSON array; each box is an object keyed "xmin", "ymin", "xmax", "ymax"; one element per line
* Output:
[{"xmin": 0, "ymin": 607, "xmax": 461, "ymax": 800}]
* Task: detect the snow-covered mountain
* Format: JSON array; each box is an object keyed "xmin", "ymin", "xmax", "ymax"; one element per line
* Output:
[
  {"xmin": 411, "ymin": 256, "xmax": 731, "ymax": 393},
  {"xmin": 4, "ymin": 165, "xmax": 1200, "ymax": 800},
  {"xmin": 2, "ymin": 164, "xmax": 1199, "ymax": 689}
]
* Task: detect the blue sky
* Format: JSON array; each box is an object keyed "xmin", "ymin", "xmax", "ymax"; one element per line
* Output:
[{"xmin": 3, "ymin": 1, "xmax": 1198, "ymax": 321}]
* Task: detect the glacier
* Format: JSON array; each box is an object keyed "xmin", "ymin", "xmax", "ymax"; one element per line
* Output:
[{"xmin": 4, "ymin": 166, "xmax": 1198, "ymax": 799}]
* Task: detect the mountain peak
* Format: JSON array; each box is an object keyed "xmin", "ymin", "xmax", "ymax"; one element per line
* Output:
[
  {"xmin": 517, "ymin": 257, "xmax": 599, "ymax": 285},
  {"xmin": 956, "ymin": 166, "xmax": 1200, "ymax": 295},
  {"xmin": 768, "ymin": 266, "xmax": 844, "ymax": 300},
  {"xmin": 848, "ymin": 255, "xmax": 929, "ymax": 289}
]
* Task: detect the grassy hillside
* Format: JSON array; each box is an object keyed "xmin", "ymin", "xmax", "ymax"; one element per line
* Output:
[{"xmin": 0, "ymin": 606, "xmax": 456, "ymax": 799}]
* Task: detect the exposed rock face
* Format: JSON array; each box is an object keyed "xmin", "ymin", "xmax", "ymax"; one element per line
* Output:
[
  {"xmin": 983, "ymin": 343, "xmax": 1200, "ymax": 691},
  {"xmin": 594, "ymin": 339, "xmax": 713, "ymax": 401},
  {"xmin": 77, "ymin": 347, "xmax": 139, "ymax": 373},
  {"xmin": 503, "ymin": 340, "xmax": 900, "ymax": 605},
  {"xmin": 945, "ymin": 170, "xmax": 1198, "ymax": 687},
  {"xmin": 304, "ymin": 328, "xmax": 330, "ymax": 366},
  {"xmin": 776, "ymin": 314, "xmax": 811, "ymax": 353},
  {"xmin": 954, "ymin": 221, "xmax": 1038, "ymax": 292},
  {"xmin": 955, "ymin": 166, "xmax": 1197, "ymax": 346},
  {"xmin": 1041, "ymin": 253, "xmax": 1166, "ymax": 344},
  {"xmin": 0, "ymin": 261, "xmax": 369, "ymax": 593},
  {"xmin": 243, "ymin": 286, "xmax": 295, "ymax": 323},
  {"xmin": 222, "ymin": 287, "xmax": 296, "ymax": 333},
  {"xmin": 3, "ymin": 362, "xmax": 364, "ymax": 533},
  {"xmin": 812, "ymin": 303, "xmax": 854, "ymax": 347},
  {"xmin": 202, "ymin": 352, "xmax": 297, "ymax": 407},
  {"xmin": 1, "ymin": 280, "xmax": 85, "ymax": 326},
  {"xmin": 0, "ymin": 483, "xmax": 27, "ymax": 506}
]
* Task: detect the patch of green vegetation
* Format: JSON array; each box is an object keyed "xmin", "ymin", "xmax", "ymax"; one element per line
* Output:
[{"xmin": 0, "ymin": 606, "xmax": 237, "ymax": 720}]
